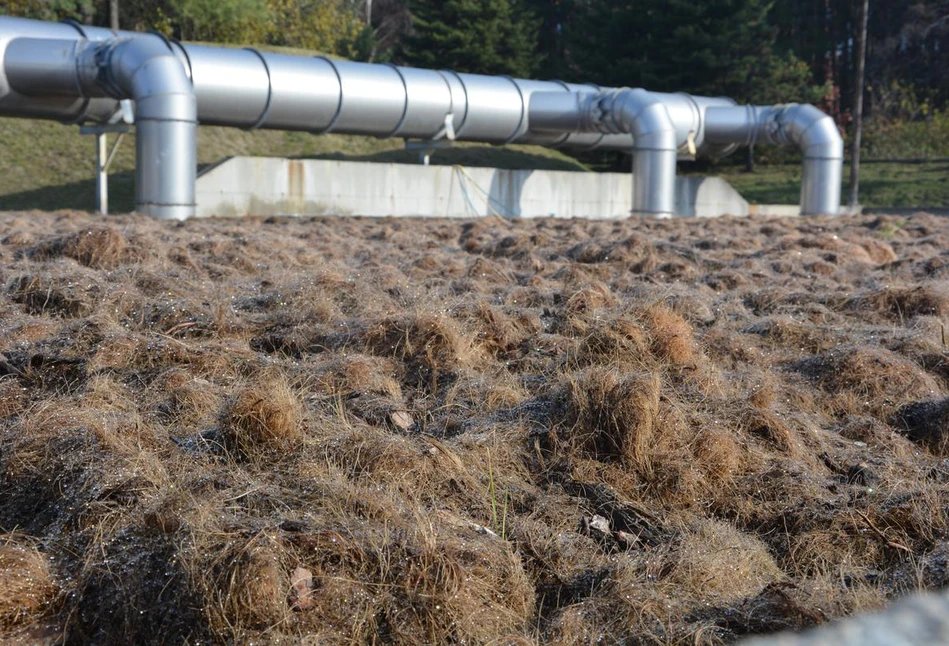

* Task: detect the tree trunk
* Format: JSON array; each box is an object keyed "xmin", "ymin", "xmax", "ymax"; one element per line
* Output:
[
  {"xmin": 848, "ymin": 0, "xmax": 869, "ymax": 211},
  {"xmin": 110, "ymin": 0, "xmax": 119, "ymax": 30}
]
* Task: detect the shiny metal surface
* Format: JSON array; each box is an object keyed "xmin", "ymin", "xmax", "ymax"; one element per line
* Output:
[
  {"xmin": 185, "ymin": 45, "xmax": 270, "ymax": 127},
  {"xmin": 4, "ymin": 33, "xmax": 196, "ymax": 218},
  {"xmin": 599, "ymin": 89, "xmax": 678, "ymax": 216},
  {"xmin": 705, "ymin": 104, "xmax": 843, "ymax": 215},
  {"xmin": 532, "ymin": 88, "xmax": 678, "ymax": 215},
  {"xmin": 0, "ymin": 14, "xmax": 842, "ymax": 218}
]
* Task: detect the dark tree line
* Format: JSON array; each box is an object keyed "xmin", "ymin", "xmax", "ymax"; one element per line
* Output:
[{"xmin": 399, "ymin": 0, "xmax": 949, "ymax": 123}]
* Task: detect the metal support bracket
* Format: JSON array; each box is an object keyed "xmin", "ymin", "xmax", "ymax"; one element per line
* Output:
[
  {"xmin": 404, "ymin": 139, "xmax": 454, "ymax": 166},
  {"xmin": 79, "ymin": 123, "xmax": 130, "ymax": 215}
]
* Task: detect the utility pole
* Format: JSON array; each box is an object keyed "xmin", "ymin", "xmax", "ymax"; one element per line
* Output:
[
  {"xmin": 848, "ymin": 0, "xmax": 869, "ymax": 213},
  {"xmin": 110, "ymin": 0, "xmax": 119, "ymax": 30}
]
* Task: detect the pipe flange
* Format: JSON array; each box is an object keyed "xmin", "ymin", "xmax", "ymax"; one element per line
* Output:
[
  {"xmin": 382, "ymin": 63, "xmax": 410, "ymax": 139},
  {"xmin": 242, "ymin": 47, "xmax": 273, "ymax": 130},
  {"xmin": 500, "ymin": 75, "xmax": 527, "ymax": 145},
  {"xmin": 312, "ymin": 56, "xmax": 344, "ymax": 135}
]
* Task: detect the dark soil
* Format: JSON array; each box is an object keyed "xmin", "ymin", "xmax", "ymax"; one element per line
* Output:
[{"xmin": 2, "ymin": 210, "xmax": 949, "ymax": 644}]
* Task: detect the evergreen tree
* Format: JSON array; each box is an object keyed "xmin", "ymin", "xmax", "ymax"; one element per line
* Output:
[
  {"xmin": 564, "ymin": 0, "xmax": 816, "ymax": 104},
  {"xmin": 399, "ymin": 0, "xmax": 540, "ymax": 77}
]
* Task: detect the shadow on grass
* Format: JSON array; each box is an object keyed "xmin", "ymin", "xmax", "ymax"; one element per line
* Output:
[
  {"xmin": 0, "ymin": 170, "xmax": 137, "ymax": 213},
  {"xmin": 295, "ymin": 146, "xmax": 588, "ymax": 171},
  {"xmin": 0, "ymin": 148, "xmax": 586, "ymax": 212}
]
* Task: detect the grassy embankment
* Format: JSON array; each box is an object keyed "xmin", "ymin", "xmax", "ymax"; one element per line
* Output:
[
  {"xmin": 0, "ymin": 118, "xmax": 585, "ymax": 213},
  {"xmin": 719, "ymin": 161, "xmax": 949, "ymax": 210},
  {"xmin": 0, "ymin": 116, "xmax": 946, "ymax": 212}
]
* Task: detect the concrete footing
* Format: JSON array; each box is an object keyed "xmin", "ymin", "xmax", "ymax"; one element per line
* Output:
[{"xmin": 195, "ymin": 157, "xmax": 757, "ymax": 219}]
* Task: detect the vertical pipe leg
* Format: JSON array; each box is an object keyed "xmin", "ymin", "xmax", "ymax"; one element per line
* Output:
[{"xmin": 95, "ymin": 132, "xmax": 108, "ymax": 215}]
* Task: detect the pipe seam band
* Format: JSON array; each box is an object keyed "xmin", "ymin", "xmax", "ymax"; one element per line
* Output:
[
  {"xmin": 243, "ymin": 47, "xmax": 273, "ymax": 131},
  {"xmin": 433, "ymin": 70, "xmax": 457, "ymax": 140},
  {"xmin": 313, "ymin": 56, "xmax": 344, "ymax": 135},
  {"xmin": 501, "ymin": 75, "xmax": 526, "ymax": 145},
  {"xmin": 440, "ymin": 70, "xmax": 469, "ymax": 137},
  {"xmin": 60, "ymin": 19, "xmax": 93, "ymax": 124},
  {"xmin": 382, "ymin": 63, "xmax": 411, "ymax": 139}
]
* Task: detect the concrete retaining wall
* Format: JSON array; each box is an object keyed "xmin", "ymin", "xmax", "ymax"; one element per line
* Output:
[{"xmin": 195, "ymin": 157, "xmax": 753, "ymax": 219}]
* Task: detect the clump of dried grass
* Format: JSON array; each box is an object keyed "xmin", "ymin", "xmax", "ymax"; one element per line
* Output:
[
  {"xmin": 0, "ymin": 379, "xmax": 27, "ymax": 419},
  {"xmin": 562, "ymin": 368, "xmax": 661, "ymax": 469},
  {"xmin": 0, "ymin": 537, "xmax": 56, "ymax": 630},
  {"xmin": 472, "ymin": 301, "xmax": 542, "ymax": 358},
  {"xmin": 222, "ymin": 375, "xmax": 303, "ymax": 456},
  {"xmin": 672, "ymin": 518, "xmax": 783, "ymax": 605},
  {"xmin": 564, "ymin": 282, "xmax": 618, "ymax": 317},
  {"xmin": 362, "ymin": 312, "xmax": 479, "ymax": 392},
  {"xmin": 694, "ymin": 428, "xmax": 746, "ymax": 486},
  {"xmin": 797, "ymin": 346, "xmax": 939, "ymax": 417},
  {"xmin": 857, "ymin": 284, "xmax": 949, "ymax": 320},
  {"xmin": 156, "ymin": 369, "xmax": 221, "ymax": 427},
  {"xmin": 199, "ymin": 529, "xmax": 289, "ymax": 635},
  {"xmin": 313, "ymin": 353, "xmax": 403, "ymax": 399},
  {"xmin": 571, "ymin": 318, "xmax": 649, "ymax": 368},
  {"xmin": 644, "ymin": 305, "xmax": 697, "ymax": 366},
  {"xmin": 31, "ymin": 226, "xmax": 131, "ymax": 269}
]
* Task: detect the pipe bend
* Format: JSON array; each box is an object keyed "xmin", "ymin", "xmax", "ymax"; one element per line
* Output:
[
  {"xmin": 83, "ymin": 36, "xmax": 196, "ymax": 122},
  {"xmin": 594, "ymin": 88, "xmax": 676, "ymax": 144},
  {"xmin": 613, "ymin": 91, "xmax": 678, "ymax": 150},
  {"xmin": 78, "ymin": 36, "xmax": 196, "ymax": 219},
  {"xmin": 589, "ymin": 88, "xmax": 676, "ymax": 217},
  {"xmin": 783, "ymin": 103, "xmax": 844, "ymax": 160}
]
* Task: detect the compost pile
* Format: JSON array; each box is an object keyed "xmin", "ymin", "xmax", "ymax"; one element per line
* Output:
[{"xmin": 1, "ymin": 210, "xmax": 949, "ymax": 645}]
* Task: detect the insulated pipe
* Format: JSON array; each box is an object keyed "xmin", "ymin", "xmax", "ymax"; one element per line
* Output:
[
  {"xmin": 174, "ymin": 45, "xmax": 636, "ymax": 150},
  {"xmin": 704, "ymin": 104, "xmax": 844, "ymax": 215},
  {"xmin": 530, "ymin": 90, "xmax": 843, "ymax": 216},
  {"xmin": 529, "ymin": 88, "xmax": 678, "ymax": 216},
  {"xmin": 0, "ymin": 15, "xmax": 844, "ymax": 219},
  {"xmin": 0, "ymin": 17, "xmax": 636, "ymax": 151},
  {"xmin": 6, "ymin": 35, "xmax": 197, "ymax": 219},
  {"xmin": 596, "ymin": 89, "xmax": 678, "ymax": 217}
]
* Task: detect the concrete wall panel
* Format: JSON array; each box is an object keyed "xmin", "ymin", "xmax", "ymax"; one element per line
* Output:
[{"xmin": 195, "ymin": 157, "xmax": 754, "ymax": 219}]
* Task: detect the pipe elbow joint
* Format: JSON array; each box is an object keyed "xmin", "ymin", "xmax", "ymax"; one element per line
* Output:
[
  {"xmin": 602, "ymin": 88, "xmax": 677, "ymax": 150},
  {"xmin": 80, "ymin": 36, "xmax": 196, "ymax": 122},
  {"xmin": 780, "ymin": 104, "xmax": 843, "ymax": 161}
]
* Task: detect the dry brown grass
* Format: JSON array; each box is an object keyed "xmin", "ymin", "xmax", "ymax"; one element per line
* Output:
[
  {"xmin": 30, "ymin": 225, "xmax": 132, "ymax": 269},
  {"xmin": 644, "ymin": 304, "xmax": 698, "ymax": 366},
  {"xmin": 222, "ymin": 374, "xmax": 303, "ymax": 456},
  {"xmin": 0, "ymin": 537, "xmax": 56, "ymax": 631},
  {"xmin": 2, "ymin": 210, "xmax": 949, "ymax": 644},
  {"xmin": 562, "ymin": 368, "xmax": 661, "ymax": 469}
]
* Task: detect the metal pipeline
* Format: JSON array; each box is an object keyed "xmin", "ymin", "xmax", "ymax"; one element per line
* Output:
[
  {"xmin": 0, "ymin": 15, "xmax": 843, "ymax": 218},
  {"xmin": 529, "ymin": 90, "xmax": 844, "ymax": 216},
  {"xmin": 5, "ymin": 35, "xmax": 197, "ymax": 219},
  {"xmin": 704, "ymin": 104, "xmax": 844, "ymax": 215},
  {"xmin": 581, "ymin": 88, "xmax": 679, "ymax": 217}
]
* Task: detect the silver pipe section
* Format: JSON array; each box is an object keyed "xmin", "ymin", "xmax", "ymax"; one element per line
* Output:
[
  {"xmin": 0, "ymin": 17, "xmax": 635, "ymax": 152},
  {"xmin": 173, "ymin": 47, "xmax": 636, "ymax": 151},
  {"xmin": 530, "ymin": 90, "xmax": 844, "ymax": 216},
  {"xmin": 704, "ymin": 104, "xmax": 844, "ymax": 215},
  {"xmin": 4, "ymin": 33, "xmax": 197, "ymax": 219},
  {"xmin": 0, "ymin": 15, "xmax": 843, "ymax": 218},
  {"xmin": 528, "ymin": 88, "xmax": 679, "ymax": 216}
]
